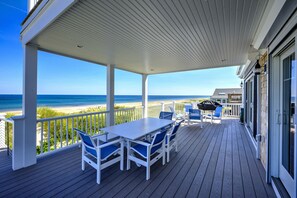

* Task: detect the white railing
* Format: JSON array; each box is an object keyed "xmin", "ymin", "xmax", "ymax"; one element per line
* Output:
[
  {"xmin": 0, "ymin": 116, "xmax": 14, "ymax": 155},
  {"xmin": 36, "ymin": 107, "xmax": 143, "ymax": 155},
  {"xmin": 161, "ymin": 101, "xmax": 242, "ymax": 118},
  {"xmin": 221, "ymin": 103, "xmax": 242, "ymax": 117}
]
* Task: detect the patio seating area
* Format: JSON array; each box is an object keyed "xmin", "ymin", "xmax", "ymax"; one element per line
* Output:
[{"xmin": 0, "ymin": 118, "xmax": 275, "ymax": 197}]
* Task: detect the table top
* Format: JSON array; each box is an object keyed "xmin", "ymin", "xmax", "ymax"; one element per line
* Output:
[{"xmin": 101, "ymin": 117, "xmax": 174, "ymax": 140}]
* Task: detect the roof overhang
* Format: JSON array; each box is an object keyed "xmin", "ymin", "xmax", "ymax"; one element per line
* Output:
[{"xmin": 20, "ymin": 0, "xmax": 282, "ymax": 75}]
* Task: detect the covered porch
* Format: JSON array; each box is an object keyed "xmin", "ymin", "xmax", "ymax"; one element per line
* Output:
[
  {"xmin": 0, "ymin": 119, "xmax": 275, "ymax": 197},
  {"xmin": 13, "ymin": 0, "xmax": 285, "ymax": 171}
]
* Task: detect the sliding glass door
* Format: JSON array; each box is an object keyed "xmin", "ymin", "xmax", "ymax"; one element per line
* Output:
[{"xmin": 280, "ymin": 46, "xmax": 295, "ymax": 197}]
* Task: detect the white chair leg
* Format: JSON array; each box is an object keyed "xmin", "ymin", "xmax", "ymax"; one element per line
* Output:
[
  {"xmin": 167, "ymin": 146, "xmax": 170, "ymax": 163},
  {"xmin": 175, "ymin": 141, "xmax": 178, "ymax": 152},
  {"xmin": 82, "ymin": 148, "xmax": 85, "ymax": 171},
  {"xmin": 146, "ymin": 161, "xmax": 150, "ymax": 180},
  {"xmin": 127, "ymin": 143, "xmax": 131, "ymax": 170},
  {"xmin": 96, "ymin": 160, "xmax": 101, "ymax": 184},
  {"xmin": 120, "ymin": 140, "xmax": 124, "ymax": 171},
  {"xmin": 162, "ymin": 146, "xmax": 165, "ymax": 165}
]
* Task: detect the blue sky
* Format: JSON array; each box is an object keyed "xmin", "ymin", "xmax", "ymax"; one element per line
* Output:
[{"xmin": 0, "ymin": 1, "xmax": 241, "ymax": 96}]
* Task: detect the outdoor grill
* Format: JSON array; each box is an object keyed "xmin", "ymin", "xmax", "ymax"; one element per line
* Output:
[{"xmin": 197, "ymin": 100, "xmax": 222, "ymax": 111}]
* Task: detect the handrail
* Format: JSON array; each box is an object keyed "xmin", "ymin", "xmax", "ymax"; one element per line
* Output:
[
  {"xmin": 0, "ymin": 117, "xmax": 14, "ymax": 124},
  {"xmin": 37, "ymin": 107, "xmax": 137, "ymax": 122}
]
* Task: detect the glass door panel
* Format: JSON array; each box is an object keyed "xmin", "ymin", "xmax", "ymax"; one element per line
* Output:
[{"xmin": 280, "ymin": 49, "xmax": 295, "ymax": 197}]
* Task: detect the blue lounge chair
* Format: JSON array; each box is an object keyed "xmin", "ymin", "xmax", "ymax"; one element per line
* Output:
[
  {"xmin": 166, "ymin": 120, "xmax": 184, "ymax": 162},
  {"xmin": 188, "ymin": 109, "xmax": 203, "ymax": 128},
  {"xmin": 76, "ymin": 129, "xmax": 124, "ymax": 184},
  {"xmin": 206, "ymin": 106, "xmax": 223, "ymax": 124},
  {"xmin": 127, "ymin": 129, "xmax": 168, "ymax": 180},
  {"xmin": 159, "ymin": 111, "xmax": 174, "ymax": 120}
]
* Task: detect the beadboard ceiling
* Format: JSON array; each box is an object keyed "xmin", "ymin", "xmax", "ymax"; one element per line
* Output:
[{"xmin": 31, "ymin": 0, "xmax": 268, "ymax": 74}]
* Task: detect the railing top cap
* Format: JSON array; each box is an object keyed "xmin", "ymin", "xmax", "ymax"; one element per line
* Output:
[{"xmin": 37, "ymin": 107, "xmax": 138, "ymax": 122}]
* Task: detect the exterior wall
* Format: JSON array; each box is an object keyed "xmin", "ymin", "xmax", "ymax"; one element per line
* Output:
[{"xmin": 259, "ymin": 53, "xmax": 268, "ymax": 168}]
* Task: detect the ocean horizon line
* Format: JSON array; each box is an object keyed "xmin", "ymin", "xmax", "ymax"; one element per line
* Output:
[
  {"xmin": 0, "ymin": 94, "xmax": 210, "ymax": 112},
  {"xmin": 0, "ymin": 94, "xmax": 209, "ymax": 96}
]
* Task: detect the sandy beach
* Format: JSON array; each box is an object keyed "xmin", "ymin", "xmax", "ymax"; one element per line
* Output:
[{"xmin": 0, "ymin": 98, "xmax": 206, "ymax": 116}]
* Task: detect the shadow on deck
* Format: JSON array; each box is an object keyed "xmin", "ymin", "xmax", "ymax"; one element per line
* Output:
[{"xmin": 0, "ymin": 119, "xmax": 275, "ymax": 197}]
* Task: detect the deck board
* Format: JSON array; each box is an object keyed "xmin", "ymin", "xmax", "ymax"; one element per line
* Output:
[{"xmin": 0, "ymin": 119, "xmax": 275, "ymax": 198}]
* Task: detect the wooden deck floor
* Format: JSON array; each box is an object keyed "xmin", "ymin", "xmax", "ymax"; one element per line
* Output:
[{"xmin": 0, "ymin": 119, "xmax": 275, "ymax": 198}]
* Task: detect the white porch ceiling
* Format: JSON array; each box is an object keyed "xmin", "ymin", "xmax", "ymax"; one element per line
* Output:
[{"xmin": 31, "ymin": 0, "xmax": 268, "ymax": 74}]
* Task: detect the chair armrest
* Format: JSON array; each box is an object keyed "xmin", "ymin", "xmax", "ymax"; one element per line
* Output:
[
  {"xmin": 97, "ymin": 138, "xmax": 123, "ymax": 149},
  {"xmin": 127, "ymin": 139, "xmax": 151, "ymax": 147},
  {"xmin": 92, "ymin": 132, "xmax": 108, "ymax": 140}
]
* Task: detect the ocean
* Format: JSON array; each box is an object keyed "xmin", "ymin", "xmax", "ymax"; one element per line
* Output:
[{"xmin": 0, "ymin": 95, "xmax": 209, "ymax": 112}]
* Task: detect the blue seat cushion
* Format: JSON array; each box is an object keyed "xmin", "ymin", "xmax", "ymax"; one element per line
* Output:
[
  {"xmin": 190, "ymin": 116, "xmax": 201, "ymax": 120},
  {"xmin": 87, "ymin": 144, "xmax": 119, "ymax": 160},
  {"xmin": 101, "ymin": 144, "xmax": 119, "ymax": 160},
  {"xmin": 132, "ymin": 140, "xmax": 151, "ymax": 158}
]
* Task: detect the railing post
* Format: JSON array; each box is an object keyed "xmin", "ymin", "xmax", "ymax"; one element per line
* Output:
[
  {"xmin": 172, "ymin": 101, "xmax": 176, "ymax": 112},
  {"xmin": 161, "ymin": 102, "xmax": 165, "ymax": 111},
  {"xmin": 11, "ymin": 116, "xmax": 26, "ymax": 170},
  {"xmin": 0, "ymin": 119, "xmax": 5, "ymax": 149}
]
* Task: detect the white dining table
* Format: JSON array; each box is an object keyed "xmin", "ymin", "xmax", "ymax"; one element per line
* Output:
[{"xmin": 101, "ymin": 117, "xmax": 174, "ymax": 140}]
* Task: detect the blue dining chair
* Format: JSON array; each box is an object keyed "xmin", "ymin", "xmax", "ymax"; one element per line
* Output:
[
  {"xmin": 126, "ymin": 129, "xmax": 168, "ymax": 180},
  {"xmin": 76, "ymin": 129, "xmax": 124, "ymax": 184},
  {"xmin": 188, "ymin": 109, "xmax": 203, "ymax": 128},
  {"xmin": 166, "ymin": 120, "xmax": 184, "ymax": 162}
]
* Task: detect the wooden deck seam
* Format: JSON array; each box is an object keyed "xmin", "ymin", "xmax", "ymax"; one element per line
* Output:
[
  {"xmin": 239, "ymin": 121, "xmax": 267, "ymax": 197},
  {"xmin": 160, "ymin": 123, "xmax": 218, "ymax": 198},
  {"xmin": 187, "ymin": 123, "xmax": 224, "ymax": 197},
  {"xmin": 172, "ymin": 124, "xmax": 218, "ymax": 197}
]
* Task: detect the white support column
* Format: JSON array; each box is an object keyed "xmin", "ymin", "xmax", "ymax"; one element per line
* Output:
[
  {"xmin": 106, "ymin": 64, "xmax": 115, "ymax": 126},
  {"xmin": 142, "ymin": 74, "xmax": 148, "ymax": 118},
  {"xmin": 12, "ymin": 44, "xmax": 38, "ymax": 170}
]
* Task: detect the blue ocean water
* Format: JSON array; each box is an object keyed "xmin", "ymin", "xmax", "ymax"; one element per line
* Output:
[{"xmin": 0, "ymin": 95, "xmax": 209, "ymax": 112}]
